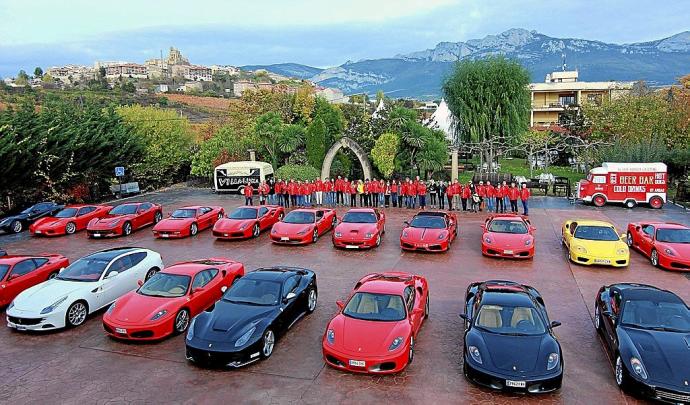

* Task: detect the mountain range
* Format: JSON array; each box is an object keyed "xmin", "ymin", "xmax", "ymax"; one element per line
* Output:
[{"xmin": 241, "ymin": 28, "xmax": 690, "ymax": 99}]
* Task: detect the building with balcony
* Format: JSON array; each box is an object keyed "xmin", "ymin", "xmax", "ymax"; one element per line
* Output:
[
  {"xmin": 46, "ymin": 65, "xmax": 96, "ymax": 83},
  {"xmin": 529, "ymin": 70, "xmax": 633, "ymax": 127},
  {"xmin": 99, "ymin": 62, "xmax": 148, "ymax": 79},
  {"xmin": 171, "ymin": 64, "xmax": 212, "ymax": 81}
]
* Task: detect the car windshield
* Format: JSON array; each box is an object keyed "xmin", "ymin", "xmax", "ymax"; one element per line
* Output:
[
  {"xmin": 21, "ymin": 205, "xmax": 38, "ymax": 214},
  {"xmin": 171, "ymin": 209, "xmax": 197, "ymax": 219},
  {"xmin": 574, "ymin": 225, "xmax": 619, "ymax": 241},
  {"xmin": 138, "ymin": 273, "xmax": 190, "ymax": 298},
  {"xmin": 343, "ymin": 292, "xmax": 406, "ymax": 322},
  {"xmin": 228, "ymin": 208, "xmax": 258, "ymax": 220},
  {"xmin": 410, "ymin": 216, "xmax": 446, "ymax": 229},
  {"xmin": 656, "ymin": 229, "xmax": 690, "ymax": 243},
  {"xmin": 342, "ymin": 212, "xmax": 376, "ymax": 224},
  {"xmin": 55, "ymin": 258, "xmax": 109, "ymax": 282},
  {"xmin": 621, "ymin": 299, "xmax": 690, "ymax": 332},
  {"xmin": 0, "ymin": 264, "xmax": 9, "ymax": 280},
  {"xmin": 474, "ymin": 304, "xmax": 547, "ymax": 336},
  {"xmin": 488, "ymin": 220, "xmax": 528, "ymax": 234},
  {"xmin": 283, "ymin": 211, "xmax": 315, "ymax": 224},
  {"xmin": 222, "ymin": 278, "xmax": 281, "ymax": 306},
  {"xmin": 109, "ymin": 204, "xmax": 138, "ymax": 215},
  {"xmin": 54, "ymin": 208, "xmax": 78, "ymax": 218}
]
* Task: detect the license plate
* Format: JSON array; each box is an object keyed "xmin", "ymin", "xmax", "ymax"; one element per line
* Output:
[
  {"xmin": 594, "ymin": 259, "xmax": 610, "ymax": 264},
  {"xmin": 281, "ymin": 237, "xmax": 289, "ymax": 241},
  {"xmin": 115, "ymin": 328, "xmax": 127, "ymax": 334},
  {"xmin": 223, "ymin": 233, "xmax": 228, "ymax": 237},
  {"xmin": 349, "ymin": 360, "xmax": 365, "ymax": 367},
  {"xmin": 161, "ymin": 234, "xmax": 169, "ymax": 238},
  {"xmin": 35, "ymin": 230, "xmax": 42, "ymax": 234},
  {"xmin": 504, "ymin": 250, "xmax": 513, "ymax": 255},
  {"xmin": 93, "ymin": 233, "xmax": 101, "ymax": 238},
  {"xmin": 346, "ymin": 245, "xmax": 359, "ymax": 249},
  {"xmin": 15, "ymin": 325, "xmax": 26, "ymax": 331},
  {"xmin": 421, "ymin": 244, "xmax": 429, "ymax": 248},
  {"xmin": 506, "ymin": 380, "xmax": 526, "ymax": 388}
]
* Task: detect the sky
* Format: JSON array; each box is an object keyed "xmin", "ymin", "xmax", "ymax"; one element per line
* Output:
[{"xmin": 1, "ymin": 0, "xmax": 689, "ymax": 77}]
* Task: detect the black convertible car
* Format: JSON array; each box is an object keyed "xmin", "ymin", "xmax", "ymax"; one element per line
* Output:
[
  {"xmin": 0, "ymin": 202, "xmax": 63, "ymax": 233},
  {"xmin": 595, "ymin": 283, "xmax": 690, "ymax": 403},
  {"xmin": 461, "ymin": 280, "xmax": 563, "ymax": 393},
  {"xmin": 186, "ymin": 266, "xmax": 317, "ymax": 368}
]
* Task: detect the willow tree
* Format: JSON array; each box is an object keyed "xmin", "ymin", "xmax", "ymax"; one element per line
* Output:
[{"xmin": 442, "ymin": 56, "xmax": 531, "ymax": 169}]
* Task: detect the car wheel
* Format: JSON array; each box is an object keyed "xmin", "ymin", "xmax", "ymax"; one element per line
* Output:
[
  {"xmin": 307, "ymin": 288, "xmax": 317, "ymax": 313},
  {"xmin": 424, "ymin": 294, "xmax": 430, "ymax": 319},
  {"xmin": 626, "ymin": 232, "xmax": 633, "ymax": 247},
  {"xmin": 252, "ymin": 223, "xmax": 260, "ymax": 238},
  {"xmin": 65, "ymin": 222, "xmax": 76, "ymax": 234},
  {"xmin": 382, "ymin": 224, "xmax": 386, "ymax": 235},
  {"xmin": 66, "ymin": 301, "xmax": 88, "ymax": 327},
  {"xmin": 593, "ymin": 195, "xmax": 606, "ymax": 207},
  {"xmin": 331, "ymin": 216, "xmax": 337, "ymax": 228},
  {"xmin": 154, "ymin": 211, "xmax": 163, "ymax": 224},
  {"xmin": 594, "ymin": 305, "xmax": 602, "ymax": 331},
  {"xmin": 48, "ymin": 271, "xmax": 59, "ymax": 280},
  {"xmin": 10, "ymin": 220, "xmax": 23, "ymax": 233},
  {"xmin": 217, "ymin": 212, "xmax": 223, "ymax": 220},
  {"xmin": 278, "ymin": 213, "xmax": 284, "ymax": 221},
  {"xmin": 375, "ymin": 234, "xmax": 381, "ymax": 247},
  {"xmin": 261, "ymin": 329, "xmax": 275, "ymax": 358},
  {"xmin": 650, "ymin": 249, "xmax": 659, "ymax": 267},
  {"xmin": 649, "ymin": 196, "xmax": 663, "ymax": 209},
  {"xmin": 173, "ymin": 309, "xmax": 190, "ymax": 334},
  {"xmin": 615, "ymin": 355, "xmax": 631, "ymax": 390},
  {"xmin": 145, "ymin": 267, "xmax": 159, "ymax": 281},
  {"xmin": 312, "ymin": 228, "xmax": 318, "ymax": 243},
  {"xmin": 123, "ymin": 221, "xmax": 132, "ymax": 236},
  {"xmin": 624, "ymin": 200, "xmax": 636, "ymax": 209},
  {"xmin": 190, "ymin": 223, "xmax": 198, "ymax": 236},
  {"xmin": 408, "ymin": 337, "xmax": 415, "ymax": 364}
]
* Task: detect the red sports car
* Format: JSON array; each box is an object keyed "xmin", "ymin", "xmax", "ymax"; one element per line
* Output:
[
  {"xmin": 400, "ymin": 211, "xmax": 457, "ymax": 252},
  {"xmin": 323, "ymin": 272, "xmax": 429, "ymax": 374},
  {"xmin": 213, "ymin": 205, "xmax": 285, "ymax": 240},
  {"xmin": 152, "ymin": 206, "xmax": 224, "ymax": 239},
  {"xmin": 87, "ymin": 202, "xmax": 163, "ymax": 238},
  {"xmin": 29, "ymin": 204, "xmax": 111, "ymax": 236},
  {"xmin": 627, "ymin": 222, "xmax": 690, "ymax": 271},
  {"xmin": 481, "ymin": 214, "xmax": 535, "ymax": 259},
  {"xmin": 102, "ymin": 258, "xmax": 245, "ymax": 341},
  {"xmin": 333, "ymin": 208, "xmax": 386, "ymax": 249},
  {"xmin": 270, "ymin": 208, "xmax": 337, "ymax": 244},
  {"xmin": 0, "ymin": 254, "xmax": 69, "ymax": 306}
]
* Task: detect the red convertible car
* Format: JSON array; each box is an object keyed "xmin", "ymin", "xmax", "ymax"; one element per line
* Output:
[
  {"xmin": 103, "ymin": 258, "xmax": 245, "ymax": 341},
  {"xmin": 323, "ymin": 272, "xmax": 429, "ymax": 374},
  {"xmin": 87, "ymin": 202, "xmax": 163, "ymax": 238},
  {"xmin": 0, "ymin": 254, "xmax": 69, "ymax": 306},
  {"xmin": 400, "ymin": 211, "xmax": 457, "ymax": 252},
  {"xmin": 481, "ymin": 214, "xmax": 535, "ymax": 259},
  {"xmin": 627, "ymin": 222, "xmax": 690, "ymax": 270},
  {"xmin": 270, "ymin": 208, "xmax": 337, "ymax": 244},
  {"xmin": 152, "ymin": 206, "xmax": 224, "ymax": 239},
  {"xmin": 333, "ymin": 208, "xmax": 386, "ymax": 249},
  {"xmin": 29, "ymin": 204, "xmax": 111, "ymax": 236},
  {"xmin": 213, "ymin": 205, "xmax": 285, "ymax": 240}
]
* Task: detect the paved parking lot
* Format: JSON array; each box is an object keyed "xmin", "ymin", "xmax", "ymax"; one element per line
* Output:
[{"xmin": 1, "ymin": 187, "xmax": 688, "ymax": 404}]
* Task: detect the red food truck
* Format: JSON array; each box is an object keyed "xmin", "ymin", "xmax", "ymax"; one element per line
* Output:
[{"xmin": 576, "ymin": 162, "xmax": 667, "ymax": 209}]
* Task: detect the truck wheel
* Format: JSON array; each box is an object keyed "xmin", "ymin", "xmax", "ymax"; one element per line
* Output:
[
  {"xmin": 593, "ymin": 195, "xmax": 606, "ymax": 207},
  {"xmin": 624, "ymin": 200, "xmax": 636, "ymax": 209},
  {"xmin": 649, "ymin": 196, "xmax": 663, "ymax": 209}
]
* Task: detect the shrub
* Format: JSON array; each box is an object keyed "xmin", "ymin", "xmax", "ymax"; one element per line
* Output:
[{"xmin": 275, "ymin": 164, "xmax": 320, "ymax": 181}]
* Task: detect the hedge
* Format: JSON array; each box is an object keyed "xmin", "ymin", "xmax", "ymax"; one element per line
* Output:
[{"xmin": 275, "ymin": 164, "xmax": 320, "ymax": 181}]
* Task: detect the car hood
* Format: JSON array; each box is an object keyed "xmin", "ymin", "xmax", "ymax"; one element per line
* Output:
[
  {"xmin": 471, "ymin": 330, "xmax": 553, "ymax": 373},
  {"xmin": 402, "ymin": 227, "xmax": 447, "ymax": 242},
  {"xmin": 32, "ymin": 217, "xmax": 69, "ymax": 228},
  {"xmin": 573, "ymin": 239, "xmax": 627, "ymax": 255},
  {"xmin": 13, "ymin": 279, "xmax": 91, "ymax": 310},
  {"xmin": 484, "ymin": 232, "xmax": 532, "ymax": 247},
  {"xmin": 330, "ymin": 315, "xmax": 410, "ymax": 354},
  {"xmin": 273, "ymin": 222, "xmax": 312, "ymax": 235},
  {"xmin": 622, "ymin": 327, "xmax": 690, "ymax": 386},
  {"xmin": 191, "ymin": 300, "xmax": 276, "ymax": 343},
  {"xmin": 110, "ymin": 292, "xmax": 180, "ymax": 324},
  {"xmin": 1, "ymin": 213, "xmax": 28, "ymax": 223},
  {"xmin": 214, "ymin": 219, "xmax": 253, "ymax": 232},
  {"xmin": 335, "ymin": 222, "xmax": 378, "ymax": 235},
  {"xmin": 153, "ymin": 218, "xmax": 193, "ymax": 230},
  {"xmin": 659, "ymin": 242, "xmax": 690, "ymax": 258}
]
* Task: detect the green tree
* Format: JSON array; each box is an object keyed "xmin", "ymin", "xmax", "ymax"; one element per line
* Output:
[
  {"xmin": 416, "ymin": 130, "xmax": 449, "ymax": 177},
  {"xmin": 292, "ymin": 85, "xmax": 316, "ymax": 123},
  {"xmin": 305, "ymin": 118, "xmax": 327, "ymax": 169},
  {"xmin": 442, "ymin": 56, "xmax": 531, "ymax": 165},
  {"xmin": 371, "ymin": 133, "xmax": 399, "ymax": 178},
  {"xmin": 275, "ymin": 164, "xmax": 320, "ymax": 181},
  {"xmin": 15, "ymin": 70, "xmax": 29, "ymax": 86},
  {"xmin": 278, "ymin": 124, "xmax": 305, "ymax": 159},
  {"xmin": 33, "ymin": 67, "xmax": 43, "ymax": 78},
  {"xmin": 254, "ymin": 111, "xmax": 284, "ymax": 168},
  {"xmin": 312, "ymin": 97, "xmax": 345, "ymax": 146},
  {"xmin": 191, "ymin": 126, "xmax": 240, "ymax": 177}
]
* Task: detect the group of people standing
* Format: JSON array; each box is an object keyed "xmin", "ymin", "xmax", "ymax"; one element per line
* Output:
[{"xmin": 242, "ymin": 176, "xmax": 532, "ymax": 215}]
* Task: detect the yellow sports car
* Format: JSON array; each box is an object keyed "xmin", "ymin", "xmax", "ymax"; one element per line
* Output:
[{"xmin": 562, "ymin": 219, "xmax": 629, "ymax": 267}]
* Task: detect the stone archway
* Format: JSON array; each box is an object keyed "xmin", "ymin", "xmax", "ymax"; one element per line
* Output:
[{"xmin": 321, "ymin": 137, "xmax": 373, "ymax": 180}]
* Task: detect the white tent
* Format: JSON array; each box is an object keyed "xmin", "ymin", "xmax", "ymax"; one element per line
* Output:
[
  {"xmin": 371, "ymin": 99, "xmax": 386, "ymax": 119},
  {"xmin": 424, "ymin": 99, "xmax": 456, "ymax": 142}
]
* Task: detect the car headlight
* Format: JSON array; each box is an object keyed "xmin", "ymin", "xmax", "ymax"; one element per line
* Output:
[
  {"xmin": 186, "ymin": 317, "xmax": 196, "ymax": 340},
  {"xmin": 388, "ymin": 336, "xmax": 404, "ymax": 351},
  {"xmin": 334, "ymin": 231, "xmax": 342, "ymax": 238},
  {"xmin": 0, "ymin": 218, "xmax": 9, "ymax": 226},
  {"xmin": 41, "ymin": 296, "xmax": 68, "ymax": 314},
  {"xmin": 327, "ymin": 329, "xmax": 335, "ymax": 345},
  {"xmin": 484, "ymin": 236, "xmax": 492, "ymax": 244},
  {"xmin": 150, "ymin": 310, "xmax": 168, "ymax": 321},
  {"xmin": 272, "ymin": 228, "xmax": 277, "ymax": 234},
  {"xmin": 402, "ymin": 231, "xmax": 408, "ymax": 238},
  {"xmin": 630, "ymin": 357, "xmax": 648, "ymax": 380},
  {"xmin": 109, "ymin": 219, "xmax": 121, "ymax": 226},
  {"xmin": 525, "ymin": 239, "xmax": 532, "ymax": 246},
  {"xmin": 239, "ymin": 223, "xmax": 247, "ymax": 230},
  {"xmin": 575, "ymin": 245, "xmax": 587, "ymax": 254},
  {"xmin": 438, "ymin": 232, "xmax": 447, "ymax": 240},
  {"xmin": 468, "ymin": 345, "xmax": 483, "ymax": 364},
  {"xmin": 547, "ymin": 352, "xmax": 559, "ymax": 370},
  {"xmin": 107, "ymin": 302, "xmax": 116, "ymax": 314},
  {"xmin": 664, "ymin": 248, "xmax": 675, "ymax": 256},
  {"xmin": 297, "ymin": 228, "xmax": 309, "ymax": 235},
  {"xmin": 617, "ymin": 248, "xmax": 627, "ymax": 255},
  {"xmin": 8, "ymin": 301, "xmax": 14, "ymax": 310},
  {"xmin": 365, "ymin": 232, "xmax": 373, "ymax": 239},
  {"xmin": 235, "ymin": 326, "xmax": 256, "ymax": 347}
]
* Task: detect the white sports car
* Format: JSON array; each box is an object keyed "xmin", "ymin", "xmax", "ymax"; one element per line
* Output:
[{"xmin": 6, "ymin": 247, "xmax": 163, "ymax": 331}]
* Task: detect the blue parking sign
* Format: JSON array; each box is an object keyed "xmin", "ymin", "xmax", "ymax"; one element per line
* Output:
[{"xmin": 115, "ymin": 166, "xmax": 125, "ymax": 177}]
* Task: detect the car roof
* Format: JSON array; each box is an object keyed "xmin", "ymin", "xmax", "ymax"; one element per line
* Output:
[
  {"xmin": 571, "ymin": 219, "xmax": 614, "ymax": 227},
  {"xmin": 289, "ymin": 209, "xmax": 319, "ymax": 213},
  {"xmin": 178, "ymin": 206, "xmax": 203, "ymax": 210},
  {"xmin": 489, "ymin": 214, "xmax": 526, "ymax": 222},
  {"xmin": 415, "ymin": 211, "xmax": 447, "ymax": 218},
  {"xmin": 62, "ymin": 204, "xmax": 94, "ymax": 209},
  {"xmin": 643, "ymin": 222, "xmax": 688, "ymax": 230},
  {"xmin": 347, "ymin": 208, "xmax": 376, "ymax": 214},
  {"xmin": 234, "ymin": 206, "xmax": 259, "ymax": 210},
  {"xmin": 615, "ymin": 284, "xmax": 686, "ymax": 304},
  {"xmin": 478, "ymin": 280, "xmax": 535, "ymax": 306},
  {"xmin": 245, "ymin": 266, "xmax": 311, "ymax": 281},
  {"xmin": 84, "ymin": 247, "xmax": 142, "ymax": 261},
  {"xmin": 356, "ymin": 272, "xmax": 414, "ymax": 295},
  {"xmin": 0, "ymin": 256, "xmax": 43, "ymax": 265},
  {"xmin": 160, "ymin": 263, "xmax": 209, "ymax": 276}
]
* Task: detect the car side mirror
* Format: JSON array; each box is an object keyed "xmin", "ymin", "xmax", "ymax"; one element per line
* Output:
[
  {"xmin": 550, "ymin": 321, "xmax": 562, "ymax": 328},
  {"xmin": 620, "ymin": 233, "xmax": 627, "ymax": 240},
  {"xmin": 167, "ymin": 213, "xmax": 171, "ymax": 217},
  {"xmin": 403, "ymin": 221, "xmax": 410, "ymax": 227},
  {"xmin": 8, "ymin": 273, "xmax": 20, "ymax": 281},
  {"xmin": 336, "ymin": 300, "xmax": 345, "ymax": 310},
  {"xmin": 106, "ymin": 271, "xmax": 119, "ymax": 279},
  {"xmin": 221, "ymin": 286, "xmax": 228, "ymax": 293},
  {"xmin": 285, "ymin": 292, "xmax": 297, "ymax": 301},
  {"xmin": 137, "ymin": 279, "xmax": 143, "ymax": 287},
  {"xmin": 191, "ymin": 287, "xmax": 204, "ymax": 295},
  {"xmin": 635, "ymin": 226, "xmax": 641, "ymax": 231},
  {"xmin": 564, "ymin": 224, "xmax": 569, "ymax": 229},
  {"xmin": 459, "ymin": 313, "xmax": 469, "ymax": 321}
]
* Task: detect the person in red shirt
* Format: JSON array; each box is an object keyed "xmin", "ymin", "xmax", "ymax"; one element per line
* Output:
[
  {"xmin": 501, "ymin": 181, "xmax": 510, "ymax": 213},
  {"xmin": 274, "ymin": 180, "xmax": 283, "ymax": 207},
  {"xmin": 485, "ymin": 180, "xmax": 495, "ymax": 212},
  {"xmin": 258, "ymin": 181, "xmax": 269, "ymax": 205},
  {"xmin": 390, "ymin": 181, "xmax": 399, "ymax": 208},
  {"xmin": 343, "ymin": 178, "xmax": 351, "ymax": 206},
  {"xmin": 460, "ymin": 181, "xmax": 471, "ymax": 211},
  {"xmin": 476, "ymin": 181, "xmax": 486, "ymax": 212},
  {"xmin": 446, "ymin": 180, "xmax": 456, "ymax": 211},
  {"xmin": 243, "ymin": 182, "xmax": 254, "ymax": 206},
  {"xmin": 335, "ymin": 176, "xmax": 344, "ymax": 206},
  {"xmin": 315, "ymin": 178, "xmax": 323, "ymax": 206},
  {"xmin": 520, "ymin": 183, "xmax": 531, "ymax": 216},
  {"xmin": 417, "ymin": 181, "xmax": 427, "ymax": 209},
  {"xmin": 508, "ymin": 182, "xmax": 520, "ymax": 214},
  {"xmin": 287, "ymin": 180, "xmax": 297, "ymax": 207}
]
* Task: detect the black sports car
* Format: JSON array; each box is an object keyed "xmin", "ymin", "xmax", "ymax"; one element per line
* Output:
[
  {"xmin": 461, "ymin": 280, "xmax": 563, "ymax": 393},
  {"xmin": 0, "ymin": 202, "xmax": 63, "ymax": 234},
  {"xmin": 185, "ymin": 266, "xmax": 317, "ymax": 368},
  {"xmin": 595, "ymin": 283, "xmax": 690, "ymax": 403}
]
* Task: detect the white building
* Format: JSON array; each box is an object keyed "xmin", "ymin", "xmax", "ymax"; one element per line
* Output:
[
  {"xmin": 424, "ymin": 99, "xmax": 457, "ymax": 142},
  {"xmin": 172, "ymin": 64, "xmax": 212, "ymax": 81}
]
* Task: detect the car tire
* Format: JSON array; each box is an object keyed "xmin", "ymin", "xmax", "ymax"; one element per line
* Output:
[
  {"xmin": 594, "ymin": 305, "xmax": 602, "ymax": 331},
  {"xmin": 624, "ymin": 200, "xmax": 636, "ymax": 209},
  {"xmin": 626, "ymin": 232, "xmax": 633, "ymax": 247},
  {"xmin": 173, "ymin": 309, "xmax": 190, "ymax": 334},
  {"xmin": 649, "ymin": 196, "xmax": 663, "ymax": 209},
  {"xmin": 154, "ymin": 211, "xmax": 163, "ymax": 224},
  {"xmin": 615, "ymin": 355, "xmax": 632, "ymax": 391},
  {"xmin": 424, "ymin": 294, "xmax": 430, "ymax": 319},
  {"xmin": 261, "ymin": 329, "xmax": 275, "ymax": 358},
  {"xmin": 66, "ymin": 301, "xmax": 88, "ymax": 327},
  {"xmin": 145, "ymin": 267, "xmax": 159, "ymax": 281},
  {"xmin": 331, "ymin": 216, "xmax": 337, "ymax": 229},
  {"xmin": 306, "ymin": 288, "xmax": 317, "ymax": 313},
  {"xmin": 10, "ymin": 220, "xmax": 23, "ymax": 233},
  {"xmin": 65, "ymin": 222, "xmax": 77, "ymax": 234},
  {"xmin": 278, "ymin": 213, "xmax": 284, "ymax": 221},
  {"xmin": 593, "ymin": 195, "xmax": 606, "ymax": 207},
  {"xmin": 408, "ymin": 337, "xmax": 415, "ymax": 364},
  {"xmin": 123, "ymin": 221, "xmax": 132, "ymax": 236},
  {"xmin": 312, "ymin": 228, "xmax": 318, "ymax": 243},
  {"xmin": 375, "ymin": 234, "xmax": 381, "ymax": 247},
  {"xmin": 190, "ymin": 223, "xmax": 198, "ymax": 236},
  {"xmin": 252, "ymin": 223, "xmax": 260, "ymax": 238},
  {"xmin": 382, "ymin": 224, "xmax": 386, "ymax": 235},
  {"xmin": 650, "ymin": 249, "xmax": 659, "ymax": 267}
]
